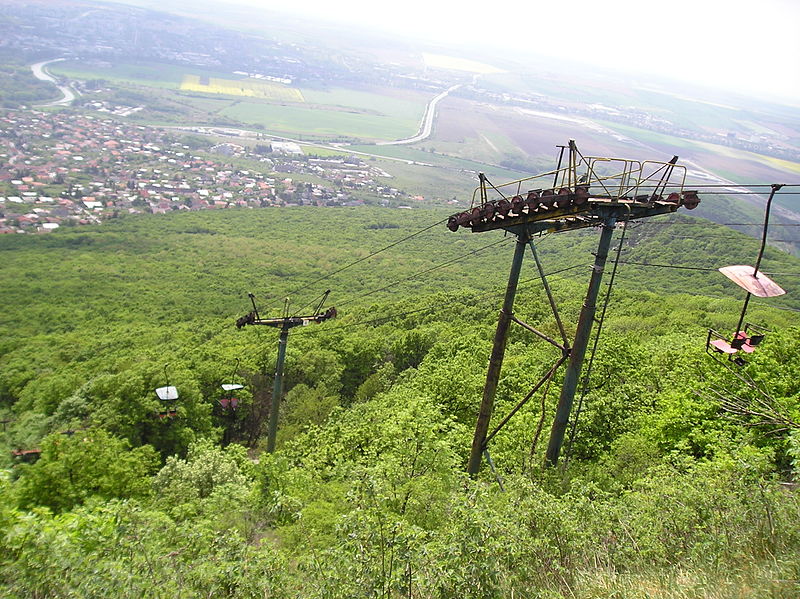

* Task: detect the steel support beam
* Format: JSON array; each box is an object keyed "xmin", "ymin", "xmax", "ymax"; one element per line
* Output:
[
  {"xmin": 545, "ymin": 215, "xmax": 617, "ymax": 466},
  {"xmin": 467, "ymin": 232, "xmax": 528, "ymax": 476},
  {"xmin": 266, "ymin": 326, "xmax": 289, "ymax": 453}
]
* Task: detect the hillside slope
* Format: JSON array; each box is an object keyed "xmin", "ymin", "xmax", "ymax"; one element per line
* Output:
[{"xmin": 1, "ymin": 207, "xmax": 799, "ymax": 597}]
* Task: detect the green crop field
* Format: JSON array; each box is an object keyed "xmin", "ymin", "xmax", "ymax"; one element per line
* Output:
[
  {"xmin": 181, "ymin": 75, "xmax": 305, "ymax": 101},
  {"xmin": 170, "ymin": 94, "xmax": 240, "ymax": 114},
  {"xmin": 48, "ymin": 61, "xmax": 429, "ymax": 141},
  {"xmin": 298, "ymin": 145, "xmax": 349, "ymax": 157},
  {"xmin": 48, "ymin": 59, "xmax": 431, "ymax": 144}
]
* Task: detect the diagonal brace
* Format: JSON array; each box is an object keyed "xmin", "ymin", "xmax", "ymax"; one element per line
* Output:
[
  {"xmin": 527, "ymin": 240, "xmax": 570, "ymax": 347},
  {"xmin": 511, "ymin": 315, "xmax": 569, "ymax": 353},
  {"xmin": 484, "ymin": 354, "xmax": 568, "ymax": 446}
]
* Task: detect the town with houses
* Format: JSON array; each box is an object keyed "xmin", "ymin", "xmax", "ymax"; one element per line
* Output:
[
  {"xmin": 0, "ymin": 109, "xmax": 415, "ymax": 235},
  {"xmin": 1, "ymin": 0, "xmax": 796, "ymax": 239}
]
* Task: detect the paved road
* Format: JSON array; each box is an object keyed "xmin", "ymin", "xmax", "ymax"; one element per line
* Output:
[
  {"xmin": 377, "ymin": 83, "xmax": 462, "ymax": 146},
  {"xmin": 30, "ymin": 58, "xmax": 77, "ymax": 106},
  {"xmin": 163, "ymin": 125, "xmax": 434, "ymax": 167}
]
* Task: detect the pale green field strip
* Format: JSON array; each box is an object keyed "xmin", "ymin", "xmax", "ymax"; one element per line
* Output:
[
  {"xmin": 173, "ymin": 95, "xmax": 239, "ymax": 113},
  {"xmin": 298, "ymin": 145, "xmax": 349, "ymax": 157},
  {"xmin": 48, "ymin": 60, "xmax": 240, "ymax": 90},
  {"xmin": 348, "ymin": 144, "xmax": 529, "ymax": 181},
  {"xmin": 300, "ymin": 87, "xmax": 428, "ymax": 123},
  {"xmin": 219, "ymin": 102, "xmax": 419, "ymax": 141}
]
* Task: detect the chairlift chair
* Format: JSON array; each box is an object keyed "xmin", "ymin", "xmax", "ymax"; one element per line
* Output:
[
  {"xmin": 705, "ymin": 184, "xmax": 787, "ymax": 366},
  {"xmin": 218, "ymin": 358, "xmax": 244, "ymax": 411},
  {"xmin": 706, "ymin": 325, "xmax": 762, "ymax": 367},
  {"xmin": 706, "ymin": 268, "xmax": 785, "ymax": 365},
  {"xmin": 219, "ymin": 383, "xmax": 244, "ymax": 411},
  {"xmin": 155, "ymin": 364, "xmax": 179, "ymax": 419}
]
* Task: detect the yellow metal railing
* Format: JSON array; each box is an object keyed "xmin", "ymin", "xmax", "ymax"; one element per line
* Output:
[{"xmin": 469, "ymin": 145, "xmax": 687, "ymax": 208}]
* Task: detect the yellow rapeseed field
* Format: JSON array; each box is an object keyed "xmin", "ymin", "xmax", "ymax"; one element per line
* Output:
[{"xmin": 180, "ymin": 74, "xmax": 305, "ymax": 102}]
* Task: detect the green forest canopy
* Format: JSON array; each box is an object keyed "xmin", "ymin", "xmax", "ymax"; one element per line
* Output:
[{"xmin": 1, "ymin": 206, "xmax": 799, "ymax": 597}]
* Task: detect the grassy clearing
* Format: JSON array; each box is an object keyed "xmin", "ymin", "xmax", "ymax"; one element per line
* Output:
[{"xmin": 180, "ymin": 75, "xmax": 304, "ymax": 101}]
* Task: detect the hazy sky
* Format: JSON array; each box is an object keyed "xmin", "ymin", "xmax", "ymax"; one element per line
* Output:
[{"xmin": 229, "ymin": 0, "xmax": 799, "ymax": 102}]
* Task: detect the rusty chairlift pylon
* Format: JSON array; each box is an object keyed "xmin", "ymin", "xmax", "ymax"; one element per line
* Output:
[
  {"xmin": 236, "ymin": 290, "xmax": 337, "ymax": 452},
  {"xmin": 446, "ymin": 140, "xmax": 701, "ymax": 474}
]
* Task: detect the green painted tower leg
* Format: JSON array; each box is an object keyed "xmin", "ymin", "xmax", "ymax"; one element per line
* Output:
[
  {"xmin": 266, "ymin": 326, "xmax": 289, "ymax": 453},
  {"xmin": 467, "ymin": 232, "xmax": 529, "ymax": 476},
  {"xmin": 545, "ymin": 215, "xmax": 617, "ymax": 467}
]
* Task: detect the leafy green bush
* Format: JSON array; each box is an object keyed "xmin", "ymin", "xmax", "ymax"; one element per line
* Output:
[{"xmin": 13, "ymin": 429, "xmax": 159, "ymax": 512}]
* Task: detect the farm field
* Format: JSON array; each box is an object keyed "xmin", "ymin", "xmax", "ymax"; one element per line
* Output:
[
  {"xmin": 301, "ymin": 86, "xmax": 429, "ymax": 123},
  {"xmin": 481, "ymin": 69, "xmax": 800, "ymax": 139},
  {"xmin": 201, "ymin": 85, "xmax": 428, "ymax": 140},
  {"xmin": 219, "ymin": 101, "xmax": 419, "ymax": 141},
  {"xmin": 49, "ymin": 60, "xmax": 239, "ymax": 90},
  {"xmin": 49, "ymin": 59, "xmax": 432, "ymax": 143},
  {"xmin": 430, "ymin": 99, "xmax": 653, "ymax": 164},
  {"xmin": 180, "ymin": 74, "xmax": 304, "ymax": 101},
  {"xmin": 347, "ymin": 143, "xmax": 529, "ymax": 190},
  {"xmin": 595, "ymin": 121, "xmax": 800, "ymax": 213}
]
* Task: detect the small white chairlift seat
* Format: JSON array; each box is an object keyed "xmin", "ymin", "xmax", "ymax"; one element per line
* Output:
[{"xmin": 155, "ymin": 386, "xmax": 179, "ymax": 401}]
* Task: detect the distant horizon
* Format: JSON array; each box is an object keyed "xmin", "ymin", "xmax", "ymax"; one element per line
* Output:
[{"xmin": 142, "ymin": 0, "xmax": 798, "ymax": 105}]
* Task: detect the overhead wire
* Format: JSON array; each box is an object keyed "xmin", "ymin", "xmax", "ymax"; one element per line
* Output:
[
  {"xmin": 228, "ymin": 181, "xmax": 799, "ymax": 356},
  {"xmin": 282, "ymin": 217, "xmax": 449, "ymax": 297},
  {"xmin": 249, "ymin": 216, "xmax": 451, "ymax": 315},
  {"xmin": 266, "ymin": 212, "xmax": 797, "ymax": 339},
  {"xmin": 635, "ymin": 222, "xmax": 800, "ymax": 227},
  {"xmin": 669, "ymin": 191, "xmax": 799, "ymax": 196},
  {"xmin": 322, "ymin": 231, "xmax": 555, "ymax": 310},
  {"xmin": 596, "ymin": 184, "xmax": 800, "ymax": 191},
  {"xmin": 234, "ymin": 214, "xmax": 797, "ymax": 350},
  {"xmin": 334, "ymin": 236, "xmax": 514, "ymax": 308},
  {"xmin": 625, "ymin": 232, "xmax": 799, "ymax": 243},
  {"xmin": 615, "ymin": 261, "xmax": 799, "ymax": 277},
  {"xmin": 293, "ymin": 262, "xmax": 589, "ymax": 337}
]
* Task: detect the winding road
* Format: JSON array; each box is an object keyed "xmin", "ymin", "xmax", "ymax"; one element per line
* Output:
[
  {"xmin": 30, "ymin": 58, "xmax": 78, "ymax": 106},
  {"xmin": 377, "ymin": 83, "xmax": 462, "ymax": 146}
]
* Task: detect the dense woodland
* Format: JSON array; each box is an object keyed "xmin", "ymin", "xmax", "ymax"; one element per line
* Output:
[{"xmin": 1, "ymin": 206, "xmax": 799, "ymax": 597}]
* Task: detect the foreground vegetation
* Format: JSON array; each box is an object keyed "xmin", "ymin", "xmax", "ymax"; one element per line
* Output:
[{"xmin": 1, "ymin": 207, "xmax": 799, "ymax": 597}]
